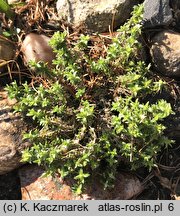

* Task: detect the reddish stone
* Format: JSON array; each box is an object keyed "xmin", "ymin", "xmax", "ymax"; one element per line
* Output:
[
  {"xmin": 19, "ymin": 165, "xmax": 75, "ymax": 200},
  {"xmin": 19, "ymin": 165, "xmax": 143, "ymax": 200}
]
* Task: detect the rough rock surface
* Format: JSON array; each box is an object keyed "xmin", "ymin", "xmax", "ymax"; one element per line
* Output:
[
  {"xmin": 0, "ymin": 91, "xmax": 30, "ymax": 175},
  {"xmin": 19, "ymin": 165, "xmax": 75, "ymax": 200},
  {"xmin": 143, "ymin": 0, "xmax": 173, "ymax": 29},
  {"xmin": 19, "ymin": 165, "xmax": 143, "ymax": 200},
  {"xmin": 21, "ymin": 33, "xmax": 55, "ymax": 67},
  {"xmin": 150, "ymin": 30, "xmax": 180, "ymax": 77},
  {"xmin": 56, "ymin": 0, "xmax": 139, "ymax": 33}
]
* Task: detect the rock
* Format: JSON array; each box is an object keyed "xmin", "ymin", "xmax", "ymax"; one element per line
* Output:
[
  {"xmin": 0, "ymin": 90, "xmax": 30, "ymax": 175},
  {"xmin": 19, "ymin": 165, "xmax": 143, "ymax": 200},
  {"xmin": 150, "ymin": 30, "xmax": 180, "ymax": 77},
  {"xmin": 84, "ymin": 172, "xmax": 143, "ymax": 200},
  {"xmin": 0, "ymin": 37, "xmax": 15, "ymax": 71},
  {"xmin": 21, "ymin": 33, "xmax": 55, "ymax": 67},
  {"xmin": 56, "ymin": 0, "xmax": 139, "ymax": 33},
  {"xmin": 143, "ymin": 0, "xmax": 173, "ymax": 29},
  {"xmin": 19, "ymin": 165, "xmax": 75, "ymax": 200}
]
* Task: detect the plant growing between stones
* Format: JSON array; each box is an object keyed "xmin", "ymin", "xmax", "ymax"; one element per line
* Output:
[{"xmin": 6, "ymin": 4, "xmax": 174, "ymax": 194}]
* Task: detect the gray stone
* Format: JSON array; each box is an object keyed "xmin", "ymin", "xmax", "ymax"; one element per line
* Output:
[
  {"xmin": 143, "ymin": 0, "xmax": 173, "ymax": 28},
  {"xmin": 150, "ymin": 30, "xmax": 180, "ymax": 77},
  {"xmin": 56, "ymin": 0, "xmax": 139, "ymax": 33},
  {"xmin": 0, "ymin": 91, "xmax": 31, "ymax": 175}
]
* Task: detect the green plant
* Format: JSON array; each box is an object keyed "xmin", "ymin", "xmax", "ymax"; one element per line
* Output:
[
  {"xmin": 6, "ymin": 4, "xmax": 174, "ymax": 194},
  {"xmin": 0, "ymin": 0, "xmax": 15, "ymax": 19}
]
